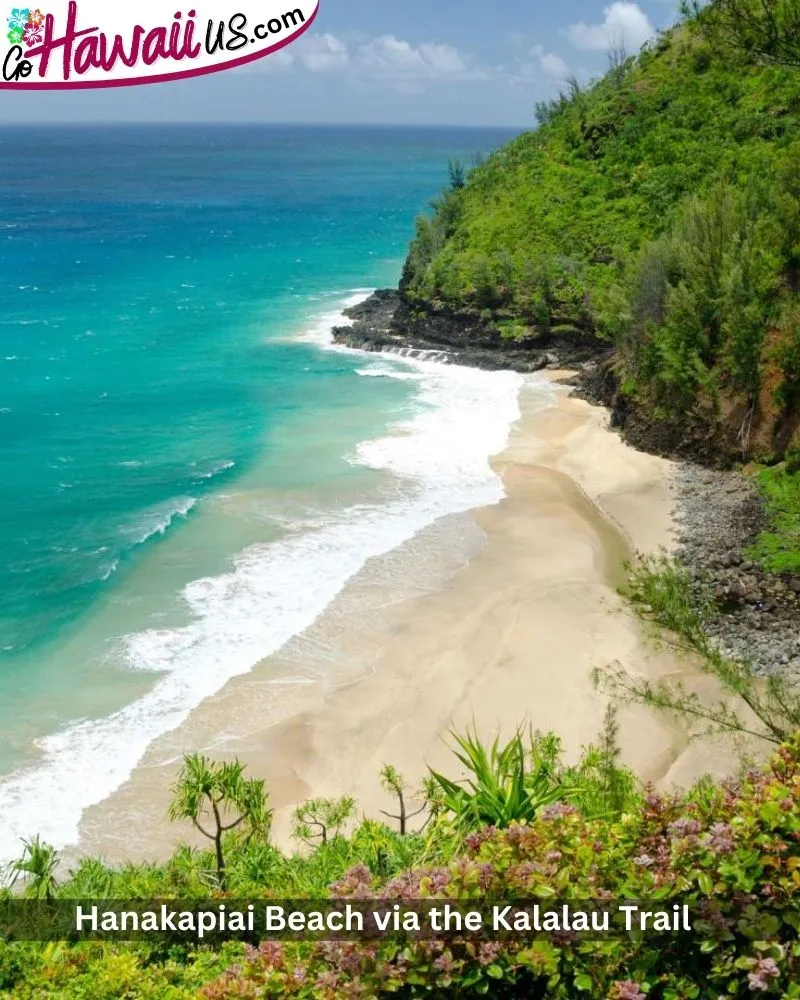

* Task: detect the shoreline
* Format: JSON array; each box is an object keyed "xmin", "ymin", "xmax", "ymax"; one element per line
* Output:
[{"xmin": 75, "ymin": 371, "xmax": 741, "ymax": 864}]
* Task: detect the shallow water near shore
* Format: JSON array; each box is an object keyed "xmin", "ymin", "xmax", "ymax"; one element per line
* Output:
[{"xmin": 0, "ymin": 124, "xmax": 520, "ymax": 864}]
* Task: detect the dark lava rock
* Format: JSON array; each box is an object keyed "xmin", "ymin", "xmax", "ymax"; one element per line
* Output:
[{"xmin": 332, "ymin": 290, "xmax": 602, "ymax": 374}]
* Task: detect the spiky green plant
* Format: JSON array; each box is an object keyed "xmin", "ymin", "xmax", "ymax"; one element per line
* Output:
[
  {"xmin": 428, "ymin": 727, "xmax": 578, "ymax": 834},
  {"xmin": 5, "ymin": 836, "xmax": 59, "ymax": 900}
]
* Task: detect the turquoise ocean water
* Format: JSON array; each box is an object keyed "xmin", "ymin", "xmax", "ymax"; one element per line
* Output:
[{"xmin": 0, "ymin": 125, "xmax": 522, "ymax": 862}]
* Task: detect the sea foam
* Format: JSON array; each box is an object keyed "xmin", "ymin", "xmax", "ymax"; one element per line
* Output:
[{"xmin": 0, "ymin": 290, "xmax": 550, "ymax": 866}]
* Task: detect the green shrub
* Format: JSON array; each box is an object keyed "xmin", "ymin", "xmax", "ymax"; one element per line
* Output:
[
  {"xmin": 602, "ymin": 552, "xmax": 800, "ymax": 746},
  {"xmin": 202, "ymin": 736, "xmax": 800, "ymax": 999}
]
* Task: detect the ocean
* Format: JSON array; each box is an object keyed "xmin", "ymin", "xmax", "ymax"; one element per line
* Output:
[{"xmin": 0, "ymin": 124, "xmax": 523, "ymax": 864}]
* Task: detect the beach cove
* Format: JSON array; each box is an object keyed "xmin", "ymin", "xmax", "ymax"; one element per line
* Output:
[{"xmin": 76, "ymin": 360, "xmax": 738, "ymax": 863}]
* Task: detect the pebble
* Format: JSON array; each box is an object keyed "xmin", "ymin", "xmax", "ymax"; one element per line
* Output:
[{"xmin": 672, "ymin": 464, "xmax": 800, "ymax": 678}]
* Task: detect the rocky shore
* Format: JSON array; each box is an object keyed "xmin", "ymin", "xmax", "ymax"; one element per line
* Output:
[
  {"xmin": 672, "ymin": 465, "xmax": 800, "ymax": 678},
  {"xmin": 332, "ymin": 290, "xmax": 600, "ymax": 373},
  {"xmin": 336, "ymin": 290, "xmax": 799, "ymax": 680}
]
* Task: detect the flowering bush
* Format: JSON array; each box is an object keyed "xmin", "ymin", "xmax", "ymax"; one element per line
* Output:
[{"xmin": 203, "ymin": 736, "xmax": 800, "ymax": 999}]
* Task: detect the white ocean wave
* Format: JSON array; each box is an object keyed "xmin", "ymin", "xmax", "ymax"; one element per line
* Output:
[
  {"xmin": 121, "ymin": 497, "xmax": 198, "ymax": 548},
  {"xmin": 0, "ymin": 289, "xmax": 554, "ymax": 866}
]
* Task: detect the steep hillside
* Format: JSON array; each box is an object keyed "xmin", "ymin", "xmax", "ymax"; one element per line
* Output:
[{"xmin": 400, "ymin": 6, "xmax": 800, "ymax": 464}]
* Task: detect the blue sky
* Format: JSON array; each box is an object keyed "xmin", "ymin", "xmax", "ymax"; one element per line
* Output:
[{"xmin": 0, "ymin": 1, "xmax": 683, "ymax": 125}]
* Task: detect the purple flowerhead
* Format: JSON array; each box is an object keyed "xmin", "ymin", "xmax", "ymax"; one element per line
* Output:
[
  {"xmin": 478, "ymin": 941, "xmax": 502, "ymax": 966},
  {"xmin": 668, "ymin": 817, "xmax": 701, "ymax": 838},
  {"xmin": 705, "ymin": 822, "xmax": 735, "ymax": 855},
  {"xmin": 539, "ymin": 802, "xmax": 578, "ymax": 820},
  {"xmin": 256, "ymin": 940, "xmax": 284, "ymax": 968},
  {"xmin": 612, "ymin": 980, "xmax": 647, "ymax": 1000},
  {"xmin": 747, "ymin": 957, "xmax": 780, "ymax": 992}
]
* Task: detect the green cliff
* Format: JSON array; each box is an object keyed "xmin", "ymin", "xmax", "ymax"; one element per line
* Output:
[{"xmin": 402, "ymin": 4, "xmax": 800, "ymax": 463}]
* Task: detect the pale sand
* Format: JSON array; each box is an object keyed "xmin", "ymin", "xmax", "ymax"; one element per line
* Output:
[{"xmin": 77, "ymin": 374, "xmax": 740, "ymax": 863}]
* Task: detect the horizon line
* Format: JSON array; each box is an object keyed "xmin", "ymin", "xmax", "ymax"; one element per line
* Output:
[{"xmin": 0, "ymin": 120, "xmax": 529, "ymax": 129}]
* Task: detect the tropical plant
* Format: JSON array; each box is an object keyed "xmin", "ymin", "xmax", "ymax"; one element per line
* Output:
[
  {"xmin": 4, "ymin": 836, "xmax": 59, "ymax": 900},
  {"xmin": 202, "ymin": 734, "xmax": 800, "ymax": 999},
  {"xmin": 428, "ymin": 727, "xmax": 576, "ymax": 834},
  {"xmin": 292, "ymin": 796, "xmax": 355, "ymax": 848},
  {"xmin": 379, "ymin": 764, "xmax": 427, "ymax": 835},
  {"xmin": 597, "ymin": 553, "xmax": 800, "ymax": 745},
  {"xmin": 684, "ymin": 0, "xmax": 800, "ymax": 67},
  {"xmin": 168, "ymin": 754, "xmax": 272, "ymax": 888}
]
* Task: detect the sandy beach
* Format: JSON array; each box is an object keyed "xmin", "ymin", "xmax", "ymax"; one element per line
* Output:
[{"xmin": 77, "ymin": 372, "xmax": 736, "ymax": 862}]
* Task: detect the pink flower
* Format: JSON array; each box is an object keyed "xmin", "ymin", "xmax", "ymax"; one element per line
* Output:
[
  {"xmin": 705, "ymin": 822, "xmax": 735, "ymax": 854},
  {"xmin": 433, "ymin": 950, "xmax": 455, "ymax": 974},
  {"xmin": 539, "ymin": 802, "xmax": 578, "ymax": 820},
  {"xmin": 747, "ymin": 957, "xmax": 780, "ymax": 992},
  {"xmin": 478, "ymin": 942, "xmax": 502, "ymax": 966},
  {"xmin": 612, "ymin": 981, "xmax": 647, "ymax": 1000},
  {"xmin": 23, "ymin": 22, "xmax": 42, "ymax": 45},
  {"xmin": 255, "ymin": 940, "xmax": 284, "ymax": 969}
]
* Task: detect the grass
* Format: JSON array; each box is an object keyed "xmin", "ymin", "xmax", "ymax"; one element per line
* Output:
[{"xmin": 750, "ymin": 465, "xmax": 800, "ymax": 574}]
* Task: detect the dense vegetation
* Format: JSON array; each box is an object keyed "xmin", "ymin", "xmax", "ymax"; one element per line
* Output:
[
  {"xmin": 1, "ymin": 723, "xmax": 799, "ymax": 999},
  {"xmin": 0, "ymin": 728, "xmax": 800, "ymax": 1000},
  {"xmin": 402, "ymin": 1, "xmax": 800, "ymax": 464}
]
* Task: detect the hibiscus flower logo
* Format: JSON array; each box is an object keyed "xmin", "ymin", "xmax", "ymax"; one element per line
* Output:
[
  {"xmin": 23, "ymin": 20, "xmax": 41, "ymax": 45},
  {"xmin": 7, "ymin": 7, "xmax": 30, "ymax": 31},
  {"xmin": 6, "ymin": 8, "xmax": 46, "ymax": 48}
]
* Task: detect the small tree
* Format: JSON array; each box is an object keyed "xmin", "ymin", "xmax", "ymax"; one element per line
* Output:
[
  {"xmin": 608, "ymin": 38, "xmax": 629, "ymax": 87},
  {"xmin": 379, "ymin": 765, "xmax": 427, "ymax": 835},
  {"xmin": 5, "ymin": 836, "xmax": 59, "ymax": 900},
  {"xmin": 168, "ymin": 754, "xmax": 271, "ymax": 888},
  {"xmin": 448, "ymin": 158, "xmax": 466, "ymax": 190},
  {"xmin": 292, "ymin": 796, "xmax": 355, "ymax": 848},
  {"xmin": 684, "ymin": 0, "xmax": 800, "ymax": 68}
]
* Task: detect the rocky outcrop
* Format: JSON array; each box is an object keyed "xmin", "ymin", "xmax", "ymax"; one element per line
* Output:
[{"xmin": 332, "ymin": 290, "xmax": 602, "ymax": 373}]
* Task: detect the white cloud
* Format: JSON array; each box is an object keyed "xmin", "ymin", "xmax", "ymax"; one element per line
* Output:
[
  {"xmin": 540, "ymin": 51, "xmax": 570, "ymax": 78},
  {"xmin": 249, "ymin": 32, "xmax": 487, "ymax": 85},
  {"xmin": 297, "ymin": 33, "xmax": 350, "ymax": 72},
  {"xmin": 567, "ymin": 2, "xmax": 655, "ymax": 52},
  {"xmin": 255, "ymin": 48, "xmax": 296, "ymax": 71},
  {"xmin": 530, "ymin": 44, "xmax": 570, "ymax": 79},
  {"xmin": 357, "ymin": 35, "xmax": 486, "ymax": 81}
]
